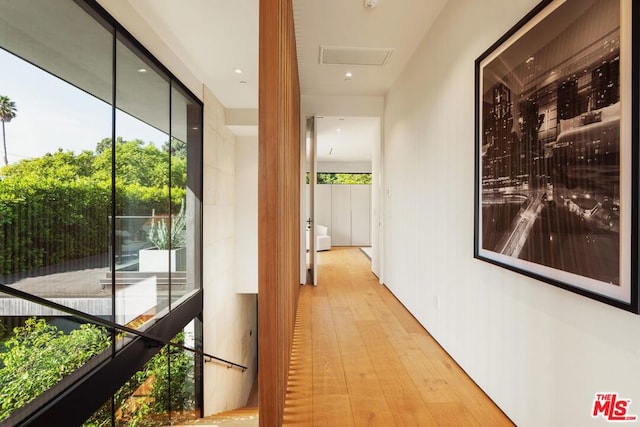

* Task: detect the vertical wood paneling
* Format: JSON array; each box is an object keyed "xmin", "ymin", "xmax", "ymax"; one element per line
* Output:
[{"xmin": 258, "ymin": 0, "xmax": 300, "ymax": 423}]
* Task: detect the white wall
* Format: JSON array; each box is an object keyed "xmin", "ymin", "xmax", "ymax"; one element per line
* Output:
[
  {"xmin": 382, "ymin": 1, "xmax": 640, "ymax": 426},
  {"xmin": 202, "ymin": 86, "xmax": 257, "ymax": 415},
  {"xmin": 317, "ymin": 161, "xmax": 371, "ymax": 173},
  {"xmin": 301, "ymin": 95, "xmax": 384, "ymax": 117},
  {"xmin": 235, "ymin": 136, "xmax": 258, "ymax": 293}
]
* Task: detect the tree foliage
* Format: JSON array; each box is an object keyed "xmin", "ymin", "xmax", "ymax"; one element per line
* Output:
[
  {"xmin": 316, "ymin": 173, "xmax": 372, "ymax": 185},
  {"xmin": 0, "ymin": 95, "xmax": 17, "ymax": 166},
  {"xmin": 163, "ymin": 138, "xmax": 187, "ymax": 159},
  {"xmin": 0, "ymin": 96, "xmax": 17, "ymax": 124},
  {"xmin": 1, "ymin": 149, "xmax": 95, "ymax": 181},
  {"xmin": 0, "ymin": 318, "xmax": 110, "ymax": 422}
]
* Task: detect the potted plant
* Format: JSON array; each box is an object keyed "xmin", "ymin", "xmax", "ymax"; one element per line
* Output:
[{"xmin": 139, "ymin": 202, "xmax": 187, "ymax": 272}]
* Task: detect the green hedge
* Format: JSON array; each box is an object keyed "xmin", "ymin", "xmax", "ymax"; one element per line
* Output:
[
  {"xmin": 0, "ymin": 178, "xmax": 109, "ymax": 275},
  {"xmin": 0, "ymin": 178, "xmax": 186, "ymax": 276},
  {"xmin": 0, "ymin": 141, "xmax": 187, "ymax": 277}
]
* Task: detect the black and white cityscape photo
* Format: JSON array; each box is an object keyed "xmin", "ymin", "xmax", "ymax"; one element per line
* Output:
[{"xmin": 477, "ymin": 0, "xmax": 626, "ymax": 295}]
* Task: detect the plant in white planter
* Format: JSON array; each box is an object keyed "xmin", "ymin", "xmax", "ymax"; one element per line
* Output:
[
  {"xmin": 147, "ymin": 202, "xmax": 187, "ymax": 250},
  {"xmin": 139, "ymin": 202, "xmax": 187, "ymax": 272}
]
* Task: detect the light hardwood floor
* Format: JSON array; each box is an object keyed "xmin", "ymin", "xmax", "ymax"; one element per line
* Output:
[{"xmin": 283, "ymin": 247, "xmax": 514, "ymax": 426}]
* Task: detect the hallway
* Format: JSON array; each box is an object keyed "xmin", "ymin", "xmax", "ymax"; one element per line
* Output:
[{"xmin": 283, "ymin": 247, "xmax": 514, "ymax": 426}]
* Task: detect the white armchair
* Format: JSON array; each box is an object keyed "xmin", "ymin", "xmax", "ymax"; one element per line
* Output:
[
  {"xmin": 316, "ymin": 225, "xmax": 331, "ymax": 251},
  {"xmin": 306, "ymin": 224, "xmax": 332, "ymax": 251}
]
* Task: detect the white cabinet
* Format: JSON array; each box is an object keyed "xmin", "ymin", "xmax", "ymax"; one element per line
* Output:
[
  {"xmin": 314, "ymin": 184, "xmax": 370, "ymax": 247},
  {"xmin": 350, "ymin": 185, "xmax": 371, "ymax": 246},
  {"xmin": 331, "ymin": 185, "xmax": 351, "ymax": 246}
]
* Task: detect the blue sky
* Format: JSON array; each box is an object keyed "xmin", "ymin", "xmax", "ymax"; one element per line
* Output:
[{"xmin": 0, "ymin": 48, "xmax": 167, "ymax": 164}]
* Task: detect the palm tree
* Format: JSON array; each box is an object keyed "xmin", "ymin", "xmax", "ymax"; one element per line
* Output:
[{"xmin": 0, "ymin": 95, "xmax": 17, "ymax": 166}]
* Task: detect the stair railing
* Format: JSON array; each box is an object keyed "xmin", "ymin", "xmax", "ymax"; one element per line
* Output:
[{"xmin": 0, "ymin": 282, "xmax": 247, "ymax": 371}]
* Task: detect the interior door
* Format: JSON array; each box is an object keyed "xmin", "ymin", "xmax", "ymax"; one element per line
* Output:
[{"xmin": 305, "ymin": 116, "xmax": 318, "ymax": 285}]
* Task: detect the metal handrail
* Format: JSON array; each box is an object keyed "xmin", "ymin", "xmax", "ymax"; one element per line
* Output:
[{"xmin": 0, "ymin": 283, "xmax": 248, "ymax": 372}]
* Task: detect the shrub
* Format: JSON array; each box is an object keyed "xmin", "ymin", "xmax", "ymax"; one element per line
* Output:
[
  {"xmin": 0, "ymin": 318, "xmax": 110, "ymax": 422},
  {"xmin": 83, "ymin": 332, "xmax": 195, "ymax": 427}
]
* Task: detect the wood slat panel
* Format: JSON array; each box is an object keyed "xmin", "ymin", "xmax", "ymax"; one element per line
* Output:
[
  {"xmin": 258, "ymin": 0, "xmax": 300, "ymax": 424},
  {"xmin": 283, "ymin": 290, "xmax": 313, "ymax": 426}
]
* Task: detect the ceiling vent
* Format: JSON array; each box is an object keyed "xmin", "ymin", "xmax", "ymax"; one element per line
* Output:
[{"xmin": 319, "ymin": 46, "xmax": 393, "ymax": 66}]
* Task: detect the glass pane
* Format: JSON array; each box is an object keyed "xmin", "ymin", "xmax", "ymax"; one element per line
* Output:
[
  {"xmin": 82, "ymin": 323, "xmax": 200, "ymax": 426},
  {"xmin": 316, "ymin": 172, "xmax": 372, "ymax": 184},
  {"xmin": 0, "ymin": 292, "xmax": 112, "ymax": 424},
  {"xmin": 170, "ymin": 84, "xmax": 202, "ymax": 308},
  {"xmin": 0, "ymin": 2, "xmax": 113, "ymax": 318},
  {"xmin": 0, "ymin": 0, "xmax": 112, "ymax": 103},
  {"xmin": 114, "ymin": 36, "xmax": 171, "ymax": 326}
]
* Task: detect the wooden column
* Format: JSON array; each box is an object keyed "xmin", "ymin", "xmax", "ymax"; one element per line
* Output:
[{"xmin": 258, "ymin": 0, "xmax": 300, "ymax": 424}]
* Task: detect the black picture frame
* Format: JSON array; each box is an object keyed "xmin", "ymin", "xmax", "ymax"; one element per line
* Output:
[{"xmin": 474, "ymin": 0, "xmax": 639, "ymax": 313}]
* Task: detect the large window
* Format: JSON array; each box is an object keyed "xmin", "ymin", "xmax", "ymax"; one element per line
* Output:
[
  {"xmin": 84, "ymin": 322, "xmax": 201, "ymax": 427},
  {"xmin": 0, "ymin": 0, "xmax": 203, "ymax": 423}
]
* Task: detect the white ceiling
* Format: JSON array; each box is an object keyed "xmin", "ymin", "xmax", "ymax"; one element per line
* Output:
[
  {"xmin": 293, "ymin": 0, "xmax": 448, "ymax": 96},
  {"xmin": 106, "ymin": 0, "xmax": 449, "ymax": 161},
  {"xmin": 117, "ymin": 0, "xmax": 260, "ymax": 110},
  {"xmin": 316, "ymin": 116, "xmax": 379, "ymax": 162}
]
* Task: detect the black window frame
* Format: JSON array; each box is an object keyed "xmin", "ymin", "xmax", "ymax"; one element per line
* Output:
[{"xmin": 0, "ymin": 0, "xmax": 205, "ymax": 424}]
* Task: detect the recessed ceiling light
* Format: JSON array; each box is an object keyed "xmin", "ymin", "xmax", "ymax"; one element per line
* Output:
[
  {"xmin": 137, "ymin": 68, "xmax": 148, "ymax": 73},
  {"xmin": 345, "ymin": 72, "xmax": 353, "ymax": 78},
  {"xmin": 337, "ymin": 128, "xmax": 342, "ymax": 132},
  {"xmin": 234, "ymin": 68, "xmax": 244, "ymax": 74}
]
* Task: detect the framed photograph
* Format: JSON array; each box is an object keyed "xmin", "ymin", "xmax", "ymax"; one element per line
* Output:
[{"xmin": 474, "ymin": 0, "xmax": 639, "ymax": 313}]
